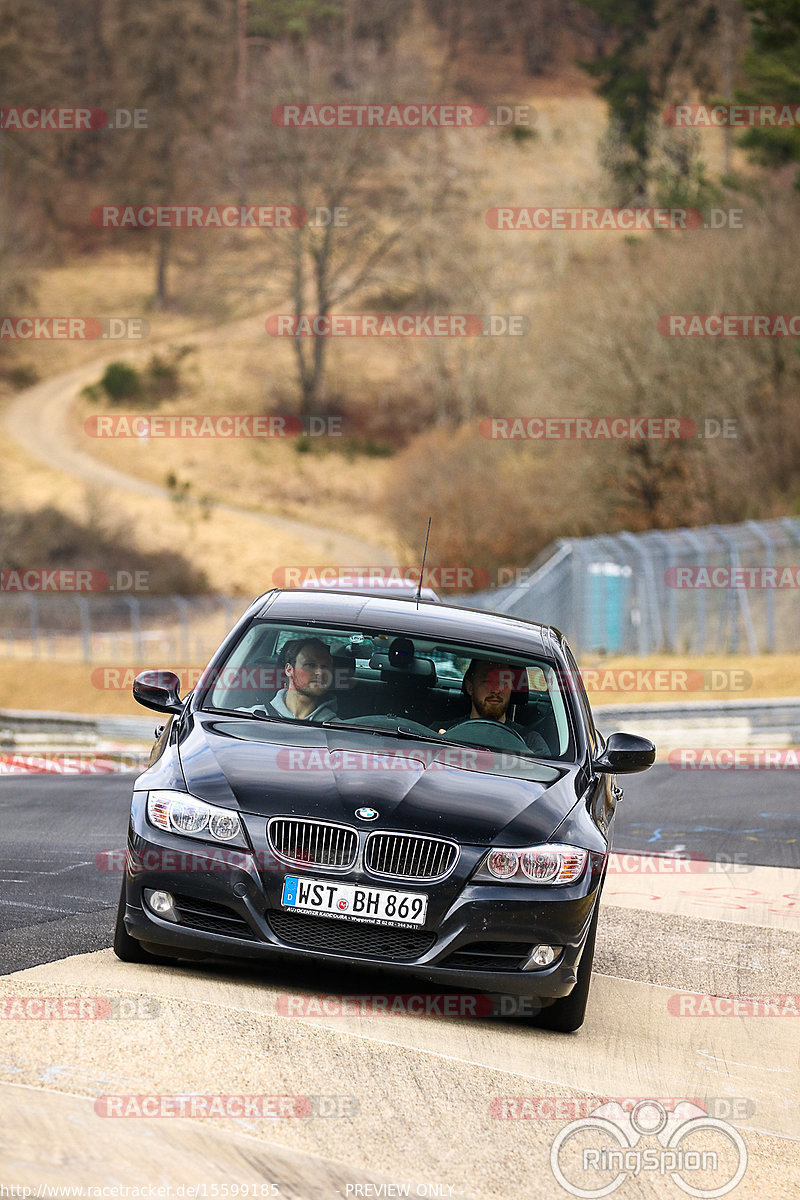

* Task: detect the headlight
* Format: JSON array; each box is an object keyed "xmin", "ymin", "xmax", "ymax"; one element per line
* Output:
[
  {"xmin": 474, "ymin": 843, "xmax": 587, "ymax": 886},
  {"xmin": 145, "ymin": 789, "xmax": 246, "ymax": 846}
]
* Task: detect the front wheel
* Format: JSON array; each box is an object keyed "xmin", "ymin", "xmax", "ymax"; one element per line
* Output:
[
  {"xmin": 533, "ymin": 902, "xmax": 600, "ymax": 1033},
  {"xmin": 112, "ymin": 880, "xmax": 175, "ymax": 964}
]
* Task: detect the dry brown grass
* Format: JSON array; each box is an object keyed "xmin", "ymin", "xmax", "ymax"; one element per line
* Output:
[
  {"xmin": 0, "ymin": 662, "xmax": 146, "ymax": 715},
  {"xmin": 2, "ymin": 653, "xmax": 797, "ymax": 717},
  {"xmin": 582, "ymin": 654, "xmax": 800, "ymax": 706},
  {"xmin": 0, "ymin": 28, "xmax": 753, "ymax": 591}
]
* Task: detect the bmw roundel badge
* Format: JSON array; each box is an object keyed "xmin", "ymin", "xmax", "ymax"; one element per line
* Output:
[{"xmin": 355, "ymin": 807, "xmax": 379, "ymax": 821}]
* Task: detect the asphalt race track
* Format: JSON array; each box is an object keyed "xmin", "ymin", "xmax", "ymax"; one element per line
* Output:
[{"xmin": 1, "ymin": 766, "xmax": 798, "ymax": 1198}]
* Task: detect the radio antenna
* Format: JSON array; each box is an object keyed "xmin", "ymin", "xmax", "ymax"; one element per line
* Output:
[{"xmin": 415, "ymin": 517, "xmax": 432, "ymax": 609}]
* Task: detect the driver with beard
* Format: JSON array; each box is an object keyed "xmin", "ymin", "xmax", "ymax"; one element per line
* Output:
[{"xmin": 443, "ymin": 659, "xmax": 550, "ymax": 755}]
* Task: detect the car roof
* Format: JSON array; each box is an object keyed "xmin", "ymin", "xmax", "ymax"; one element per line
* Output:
[
  {"xmin": 296, "ymin": 579, "xmax": 441, "ymax": 602},
  {"xmin": 252, "ymin": 588, "xmax": 560, "ymax": 657}
]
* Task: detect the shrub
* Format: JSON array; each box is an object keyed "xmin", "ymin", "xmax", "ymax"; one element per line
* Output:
[{"xmin": 100, "ymin": 361, "xmax": 142, "ymax": 405}]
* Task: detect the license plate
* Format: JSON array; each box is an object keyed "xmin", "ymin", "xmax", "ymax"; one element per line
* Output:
[{"xmin": 281, "ymin": 875, "xmax": 428, "ymax": 927}]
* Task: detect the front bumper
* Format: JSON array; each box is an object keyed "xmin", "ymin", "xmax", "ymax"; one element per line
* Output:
[{"xmin": 122, "ymin": 799, "xmax": 604, "ymax": 1000}]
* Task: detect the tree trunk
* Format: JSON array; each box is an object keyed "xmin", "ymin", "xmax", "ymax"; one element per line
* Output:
[{"xmin": 155, "ymin": 226, "xmax": 170, "ymax": 308}]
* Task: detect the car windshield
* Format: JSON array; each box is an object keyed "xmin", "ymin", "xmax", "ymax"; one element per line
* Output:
[{"xmin": 200, "ymin": 620, "xmax": 575, "ymax": 760}]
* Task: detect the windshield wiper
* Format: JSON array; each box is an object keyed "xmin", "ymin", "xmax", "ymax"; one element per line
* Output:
[
  {"xmin": 319, "ymin": 720, "xmax": 467, "ymax": 749},
  {"xmin": 204, "ymin": 706, "xmax": 280, "ymax": 722}
]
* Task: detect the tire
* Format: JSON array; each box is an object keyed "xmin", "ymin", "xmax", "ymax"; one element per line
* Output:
[
  {"xmin": 533, "ymin": 901, "xmax": 600, "ymax": 1033},
  {"xmin": 112, "ymin": 880, "xmax": 175, "ymax": 965}
]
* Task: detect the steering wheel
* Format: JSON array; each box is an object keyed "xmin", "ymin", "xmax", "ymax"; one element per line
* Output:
[
  {"xmin": 336, "ymin": 714, "xmax": 439, "ymax": 737},
  {"xmin": 445, "ymin": 719, "xmax": 529, "ymax": 750}
]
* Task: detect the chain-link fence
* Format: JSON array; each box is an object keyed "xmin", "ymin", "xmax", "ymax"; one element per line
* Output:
[
  {"xmin": 0, "ymin": 593, "xmax": 247, "ymax": 665},
  {"xmin": 4, "ymin": 516, "xmax": 800, "ymax": 663},
  {"xmin": 462, "ymin": 517, "xmax": 800, "ymax": 655}
]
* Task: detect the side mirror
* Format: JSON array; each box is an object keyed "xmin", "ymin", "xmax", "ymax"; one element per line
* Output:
[
  {"xmin": 593, "ymin": 731, "xmax": 656, "ymax": 775},
  {"xmin": 133, "ymin": 669, "xmax": 183, "ymax": 715}
]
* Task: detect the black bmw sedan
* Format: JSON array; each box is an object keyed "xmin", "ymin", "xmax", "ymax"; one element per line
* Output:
[{"xmin": 114, "ymin": 589, "xmax": 655, "ymax": 1031}]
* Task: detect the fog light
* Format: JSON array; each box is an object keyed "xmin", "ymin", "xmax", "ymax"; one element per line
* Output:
[
  {"xmin": 145, "ymin": 889, "xmax": 177, "ymax": 921},
  {"xmin": 527, "ymin": 944, "xmax": 558, "ymax": 968}
]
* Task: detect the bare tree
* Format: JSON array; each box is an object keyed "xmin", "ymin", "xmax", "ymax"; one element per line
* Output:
[
  {"xmin": 110, "ymin": 0, "xmax": 236, "ymax": 308},
  {"xmin": 246, "ymin": 37, "xmax": 451, "ymax": 415}
]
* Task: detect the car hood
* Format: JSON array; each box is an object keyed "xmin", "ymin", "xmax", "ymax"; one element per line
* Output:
[{"xmin": 176, "ymin": 713, "xmax": 582, "ymax": 845}]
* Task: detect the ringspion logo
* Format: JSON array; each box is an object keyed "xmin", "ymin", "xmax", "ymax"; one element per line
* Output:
[{"xmin": 549, "ymin": 1100, "xmax": 747, "ymax": 1198}]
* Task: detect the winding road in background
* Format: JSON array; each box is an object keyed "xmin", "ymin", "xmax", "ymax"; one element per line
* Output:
[
  {"xmin": 2, "ymin": 327, "xmax": 799, "ymax": 1196},
  {"xmin": 2, "ymin": 314, "xmax": 391, "ymax": 562}
]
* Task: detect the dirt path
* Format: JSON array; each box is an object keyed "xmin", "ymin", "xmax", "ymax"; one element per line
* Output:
[{"xmin": 2, "ymin": 314, "xmax": 392, "ymax": 564}]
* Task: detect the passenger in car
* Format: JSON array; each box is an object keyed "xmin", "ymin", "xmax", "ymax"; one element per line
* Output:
[
  {"xmin": 442, "ymin": 660, "xmax": 550, "ymax": 755},
  {"xmin": 259, "ymin": 638, "xmax": 338, "ymax": 721}
]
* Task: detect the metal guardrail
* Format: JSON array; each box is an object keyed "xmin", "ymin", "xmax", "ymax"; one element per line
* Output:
[
  {"xmin": 0, "ymin": 708, "xmax": 154, "ymax": 740},
  {"xmin": 594, "ymin": 697, "xmax": 800, "ymax": 750}
]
